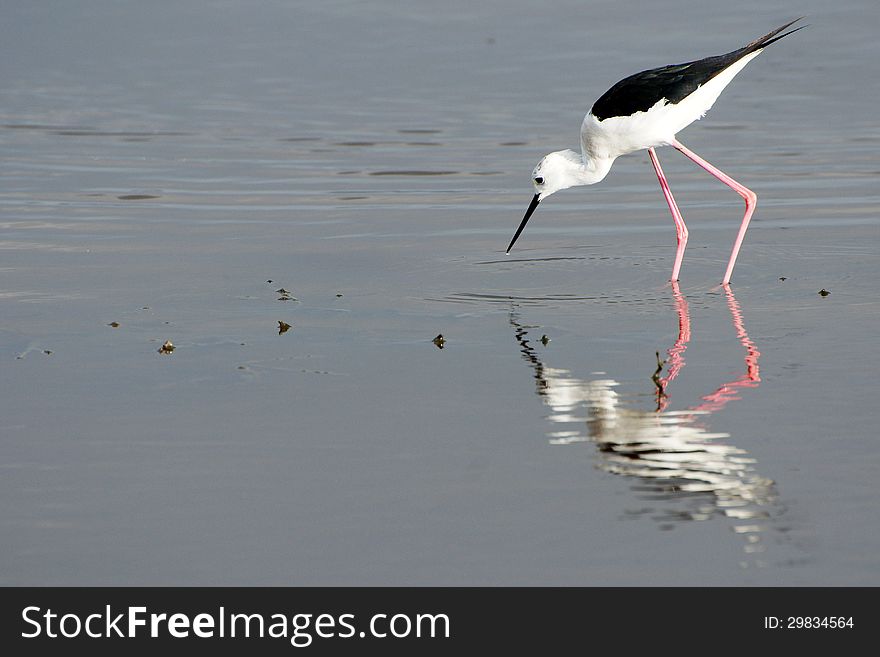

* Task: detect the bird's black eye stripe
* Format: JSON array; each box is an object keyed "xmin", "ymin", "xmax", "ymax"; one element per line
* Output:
[{"xmin": 534, "ymin": 176, "xmax": 544, "ymax": 185}]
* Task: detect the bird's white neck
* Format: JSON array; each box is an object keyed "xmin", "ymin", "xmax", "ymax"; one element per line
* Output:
[
  {"xmin": 533, "ymin": 149, "xmax": 616, "ymax": 200},
  {"xmin": 577, "ymin": 154, "xmax": 615, "ymax": 186}
]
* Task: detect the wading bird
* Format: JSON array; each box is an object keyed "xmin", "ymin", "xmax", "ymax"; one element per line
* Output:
[{"xmin": 506, "ymin": 18, "xmax": 805, "ymax": 284}]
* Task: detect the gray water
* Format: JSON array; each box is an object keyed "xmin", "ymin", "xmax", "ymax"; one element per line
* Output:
[{"xmin": 2, "ymin": 0, "xmax": 878, "ymax": 585}]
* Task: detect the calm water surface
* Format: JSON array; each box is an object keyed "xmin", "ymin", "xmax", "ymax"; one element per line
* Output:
[{"xmin": 2, "ymin": 0, "xmax": 879, "ymax": 585}]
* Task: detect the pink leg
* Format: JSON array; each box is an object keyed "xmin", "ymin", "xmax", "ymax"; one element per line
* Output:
[
  {"xmin": 672, "ymin": 139, "xmax": 757, "ymax": 285},
  {"xmin": 648, "ymin": 147, "xmax": 688, "ymax": 281}
]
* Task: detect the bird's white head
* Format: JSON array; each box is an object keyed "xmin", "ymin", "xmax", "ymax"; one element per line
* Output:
[
  {"xmin": 531, "ymin": 149, "xmax": 584, "ymax": 201},
  {"xmin": 506, "ymin": 149, "xmax": 593, "ymax": 254}
]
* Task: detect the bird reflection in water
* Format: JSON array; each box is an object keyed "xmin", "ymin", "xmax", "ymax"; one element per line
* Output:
[{"xmin": 511, "ymin": 284, "xmax": 776, "ymax": 563}]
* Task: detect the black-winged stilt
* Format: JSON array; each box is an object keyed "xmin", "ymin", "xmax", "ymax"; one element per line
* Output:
[{"xmin": 505, "ymin": 18, "xmax": 805, "ymax": 284}]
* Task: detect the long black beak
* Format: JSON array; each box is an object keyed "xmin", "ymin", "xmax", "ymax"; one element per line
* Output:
[{"xmin": 506, "ymin": 193, "xmax": 540, "ymax": 253}]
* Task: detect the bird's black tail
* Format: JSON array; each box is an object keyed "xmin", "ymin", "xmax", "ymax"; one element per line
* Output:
[{"xmin": 744, "ymin": 17, "xmax": 807, "ymax": 54}]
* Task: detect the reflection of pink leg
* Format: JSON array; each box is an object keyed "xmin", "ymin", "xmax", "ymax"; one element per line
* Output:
[
  {"xmin": 648, "ymin": 147, "xmax": 688, "ymax": 281},
  {"xmin": 660, "ymin": 281, "xmax": 690, "ymax": 388},
  {"xmin": 655, "ymin": 281, "xmax": 691, "ymax": 412},
  {"xmin": 694, "ymin": 286, "xmax": 761, "ymax": 413},
  {"xmin": 723, "ymin": 284, "xmax": 761, "ymax": 384},
  {"xmin": 672, "ymin": 139, "xmax": 757, "ymax": 285}
]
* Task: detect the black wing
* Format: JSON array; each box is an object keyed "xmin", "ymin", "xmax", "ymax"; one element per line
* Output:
[{"xmin": 590, "ymin": 18, "xmax": 805, "ymax": 121}]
